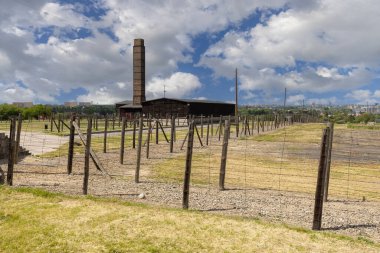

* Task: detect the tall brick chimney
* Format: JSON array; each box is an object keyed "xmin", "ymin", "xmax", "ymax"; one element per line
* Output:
[{"xmin": 133, "ymin": 38, "xmax": 146, "ymax": 105}]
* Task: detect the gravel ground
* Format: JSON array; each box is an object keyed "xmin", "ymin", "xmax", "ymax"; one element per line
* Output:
[{"xmin": 2, "ymin": 124, "xmax": 380, "ymax": 243}]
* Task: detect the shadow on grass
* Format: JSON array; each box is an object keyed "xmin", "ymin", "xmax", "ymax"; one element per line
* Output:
[{"xmin": 322, "ymin": 224, "xmax": 377, "ymax": 231}]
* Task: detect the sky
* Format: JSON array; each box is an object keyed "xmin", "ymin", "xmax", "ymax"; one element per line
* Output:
[{"xmin": 0, "ymin": 0, "xmax": 379, "ymax": 106}]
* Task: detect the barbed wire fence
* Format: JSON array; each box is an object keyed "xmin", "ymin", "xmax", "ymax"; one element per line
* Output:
[{"xmin": 1, "ymin": 113, "xmax": 380, "ymax": 239}]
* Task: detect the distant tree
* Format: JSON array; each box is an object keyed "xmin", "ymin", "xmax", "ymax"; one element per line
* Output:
[{"xmin": 0, "ymin": 104, "xmax": 21, "ymax": 120}]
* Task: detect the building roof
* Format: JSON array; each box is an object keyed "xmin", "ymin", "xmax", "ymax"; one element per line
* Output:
[
  {"xmin": 115, "ymin": 100, "xmax": 133, "ymax": 106},
  {"xmin": 119, "ymin": 104, "xmax": 142, "ymax": 109},
  {"xmin": 143, "ymin": 97, "xmax": 234, "ymax": 105}
]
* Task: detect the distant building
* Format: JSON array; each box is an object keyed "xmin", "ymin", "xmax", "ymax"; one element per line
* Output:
[
  {"xmin": 116, "ymin": 38, "xmax": 235, "ymax": 119},
  {"xmin": 64, "ymin": 101, "xmax": 78, "ymax": 107},
  {"xmin": 78, "ymin": 102, "xmax": 93, "ymax": 106},
  {"xmin": 12, "ymin": 102, "xmax": 33, "ymax": 108}
]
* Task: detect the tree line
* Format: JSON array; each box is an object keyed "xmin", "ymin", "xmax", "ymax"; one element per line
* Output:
[{"xmin": 0, "ymin": 104, "xmax": 116, "ymax": 120}]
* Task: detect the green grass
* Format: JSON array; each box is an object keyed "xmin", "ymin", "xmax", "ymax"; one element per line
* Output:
[
  {"xmin": 250, "ymin": 123, "xmax": 326, "ymax": 143},
  {"xmin": 0, "ymin": 186, "xmax": 378, "ymax": 253},
  {"xmin": 39, "ymin": 127, "xmax": 189, "ymax": 158},
  {"xmin": 152, "ymin": 123, "xmax": 380, "ymax": 201},
  {"xmin": 347, "ymin": 123, "xmax": 380, "ymax": 130}
]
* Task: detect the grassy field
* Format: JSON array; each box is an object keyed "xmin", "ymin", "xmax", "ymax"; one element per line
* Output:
[
  {"xmin": 39, "ymin": 127, "xmax": 189, "ymax": 158},
  {"xmin": 347, "ymin": 123, "xmax": 380, "ymax": 130},
  {"xmin": 152, "ymin": 123, "xmax": 380, "ymax": 201},
  {"xmin": 0, "ymin": 186, "xmax": 378, "ymax": 253}
]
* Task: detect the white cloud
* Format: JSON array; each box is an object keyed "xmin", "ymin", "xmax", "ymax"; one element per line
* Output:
[
  {"xmin": 40, "ymin": 3, "xmax": 89, "ymax": 27},
  {"xmin": 0, "ymin": 82, "xmax": 36, "ymax": 103},
  {"xmin": 77, "ymin": 86, "xmax": 128, "ymax": 104},
  {"xmin": 0, "ymin": 0, "xmax": 292, "ymax": 104},
  {"xmin": 193, "ymin": 96, "xmax": 208, "ymax": 100},
  {"xmin": 287, "ymin": 94, "xmax": 305, "ymax": 105},
  {"xmin": 345, "ymin": 90, "xmax": 380, "ymax": 104},
  {"xmin": 146, "ymin": 72, "xmax": 202, "ymax": 99},
  {"xmin": 199, "ymin": 0, "xmax": 380, "ymax": 102},
  {"xmin": 0, "ymin": 0, "xmax": 379, "ymax": 105}
]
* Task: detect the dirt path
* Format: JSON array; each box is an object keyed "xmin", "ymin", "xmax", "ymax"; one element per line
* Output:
[{"xmin": 0, "ymin": 130, "xmax": 69, "ymax": 156}]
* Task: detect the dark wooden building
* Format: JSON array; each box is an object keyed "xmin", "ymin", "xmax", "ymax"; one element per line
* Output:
[
  {"xmin": 117, "ymin": 98, "xmax": 234, "ymax": 118},
  {"xmin": 142, "ymin": 98, "xmax": 234, "ymax": 117}
]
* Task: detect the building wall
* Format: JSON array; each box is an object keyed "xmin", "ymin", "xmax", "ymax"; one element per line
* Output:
[
  {"xmin": 12, "ymin": 102, "xmax": 33, "ymax": 108},
  {"xmin": 142, "ymin": 98, "xmax": 234, "ymax": 117},
  {"xmin": 64, "ymin": 102, "xmax": 78, "ymax": 107},
  {"xmin": 142, "ymin": 100, "xmax": 188, "ymax": 117},
  {"xmin": 188, "ymin": 102, "xmax": 234, "ymax": 116}
]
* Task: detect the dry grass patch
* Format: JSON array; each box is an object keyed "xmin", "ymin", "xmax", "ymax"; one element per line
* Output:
[{"xmin": 0, "ymin": 186, "xmax": 378, "ymax": 253}]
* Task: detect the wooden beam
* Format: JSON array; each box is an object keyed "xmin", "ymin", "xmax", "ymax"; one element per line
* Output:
[{"xmin": 72, "ymin": 121, "xmax": 110, "ymax": 178}]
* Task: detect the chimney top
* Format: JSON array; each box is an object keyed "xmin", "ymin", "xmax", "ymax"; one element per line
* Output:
[{"xmin": 134, "ymin": 38, "xmax": 144, "ymax": 46}]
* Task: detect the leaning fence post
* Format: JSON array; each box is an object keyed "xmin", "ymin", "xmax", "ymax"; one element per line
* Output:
[
  {"xmin": 183, "ymin": 121, "xmax": 195, "ymax": 209},
  {"xmin": 312, "ymin": 127, "xmax": 329, "ymax": 230},
  {"xmin": 120, "ymin": 117, "xmax": 127, "ymax": 164},
  {"xmin": 219, "ymin": 119, "xmax": 230, "ymax": 191},
  {"xmin": 83, "ymin": 117, "xmax": 92, "ymax": 195},
  {"xmin": 6, "ymin": 117, "xmax": 16, "ymax": 186},
  {"xmin": 135, "ymin": 116, "xmax": 143, "ymax": 183},
  {"xmin": 324, "ymin": 122, "xmax": 334, "ymax": 202},
  {"xmin": 67, "ymin": 116, "xmax": 75, "ymax": 174}
]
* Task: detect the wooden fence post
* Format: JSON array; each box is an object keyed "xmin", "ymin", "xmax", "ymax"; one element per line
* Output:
[
  {"xmin": 58, "ymin": 114, "xmax": 61, "ymax": 132},
  {"xmin": 312, "ymin": 127, "xmax": 329, "ymax": 230},
  {"xmin": 324, "ymin": 122, "xmax": 334, "ymax": 202},
  {"xmin": 155, "ymin": 120, "xmax": 159, "ymax": 144},
  {"xmin": 257, "ymin": 117, "xmax": 260, "ymax": 134},
  {"xmin": 120, "ymin": 117, "xmax": 127, "ymax": 164},
  {"xmin": 146, "ymin": 119, "xmax": 151, "ymax": 158},
  {"xmin": 235, "ymin": 115, "xmax": 239, "ymax": 138},
  {"xmin": 170, "ymin": 116, "xmax": 175, "ymax": 153},
  {"xmin": 135, "ymin": 116, "xmax": 143, "ymax": 183},
  {"xmin": 183, "ymin": 121, "xmax": 195, "ymax": 209},
  {"xmin": 206, "ymin": 116, "xmax": 210, "ymax": 145},
  {"xmin": 200, "ymin": 115, "xmax": 203, "ymax": 138},
  {"xmin": 14, "ymin": 114, "xmax": 22, "ymax": 163},
  {"xmin": 218, "ymin": 116, "xmax": 222, "ymax": 141},
  {"xmin": 103, "ymin": 116, "xmax": 108, "ymax": 153},
  {"xmin": 211, "ymin": 115, "xmax": 214, "ymax": 136},
  {"xmin": 219, "ymin": 119, "xmax": 230, "ymax": 191},
  {"xmin": 83, "ymin": 117, "xmax": 92, "ymax": 195},
  {"xmin": 133, "ymin": 119, "xmax": 136, "ymax": 149},
  {"xmin": 61, "ymin": 115, "xmax": 65, "ymax": 132},
  {"xmin": 67, "ymin": 116, "xmax": 75, "ymax": 174},
  {"xmin": 50, "ymin": 114, "xmax": 54, "ymax": 132},
  {"xmin": 6, "ymin": 117, "xmax": 16, "ymax": 186}
]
